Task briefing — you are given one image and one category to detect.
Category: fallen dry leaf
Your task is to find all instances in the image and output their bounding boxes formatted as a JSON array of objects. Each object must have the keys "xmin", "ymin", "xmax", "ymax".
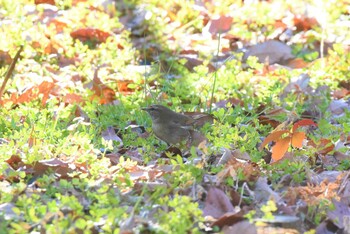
[
  {"xmin": 14, "ymin": 81, "xmax": 55, "ymax": 106},
  {"xmin": 222, "ymin": 220, "xmax": 257, "ymax": 234},
  {"xmin": 85, "ymin": 68, "xmax": 116, "ymax": 104},
  {"xmin": 254, "ymin": 177, "xmax": 282, "ymax": 203},
  {"xmin": 327, "ymin": 199, "xmax": 350, "ymax": 229},
  {"xmin": 101, "ymin": 126, "xmax": 124, "ymax": 147},
  {"xmin": 70, "ymin": 28, "xmax": 111, "ymax": 43},
  {"xmin": 0, "ymin": 50, "xmax": 12, "ymax": 66},
  {"xmin": 243, "ymin": 40, "xmax": 295, "ymax": 65},
  {"xmin": 35, "ymin": 0, "xmax": 55, "ymax": 5},
  {"xmin": 203, "ymin": 15, "xmax": 233, "ymax": 35},
  {"xmin": 203, "ymin": 187, "xmax": 235, "ymax": 219}
]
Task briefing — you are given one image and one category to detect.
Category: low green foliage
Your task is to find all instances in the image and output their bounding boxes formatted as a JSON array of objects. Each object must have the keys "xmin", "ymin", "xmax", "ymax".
[
  {"xmin": 1, "ymin": 0, "xmax": 349, "ymax": 232},
  {"xmin": 157, "ymin": 195, "xmax": 203, "ymax": 233}
]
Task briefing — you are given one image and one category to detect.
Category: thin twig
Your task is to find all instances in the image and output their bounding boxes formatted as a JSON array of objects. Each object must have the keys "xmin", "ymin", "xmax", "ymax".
[{"xmin": 0, "ymin": 45, "xmax": 24, "ymax": 101}]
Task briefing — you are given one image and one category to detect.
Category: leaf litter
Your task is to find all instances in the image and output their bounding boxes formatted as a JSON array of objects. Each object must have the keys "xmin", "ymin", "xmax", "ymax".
[{"xmin": 0, "ymin": 0, "xmax": 350, "ymax": 233}]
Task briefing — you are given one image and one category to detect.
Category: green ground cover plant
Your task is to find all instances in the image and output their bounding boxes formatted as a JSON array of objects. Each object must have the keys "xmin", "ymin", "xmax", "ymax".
[{"xmin": 0, "ymin": 0, "xmax": 350, "ymax": 233}]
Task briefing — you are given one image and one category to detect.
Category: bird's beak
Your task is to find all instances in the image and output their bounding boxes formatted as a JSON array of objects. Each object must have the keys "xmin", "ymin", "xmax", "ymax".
[{"xmin": 141, "ymin": 107, "xmax": 150, "ymax": 111}]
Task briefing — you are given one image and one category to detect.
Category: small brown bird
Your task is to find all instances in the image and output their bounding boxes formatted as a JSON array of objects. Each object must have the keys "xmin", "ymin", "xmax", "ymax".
[{"xmin": 142, "ymin": 105, "xmax": 207, "ymax": 146}]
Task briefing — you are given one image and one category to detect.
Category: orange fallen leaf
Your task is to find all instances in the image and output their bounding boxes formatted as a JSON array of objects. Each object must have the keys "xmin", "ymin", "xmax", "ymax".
[
  {"xmin": 292, "ymin": 119, "xmax": 317, "ymax": 132},
  {"xmin": 291, "ymin": 131, "xmax": 306, "ymax": 148},
  {"xmin": 308, "ymin": 138, "xmax": 334, "ymax": 155},
  {"xmin": 85, "ymin": 68, "xmax": 116, "ymax": 104},
  {"xmin": 63, "ymin": 93, "xmax": 84, "ymax": 104},
  {"xmin": 272, "ymin": 136, "xmax": 291, "ymax": 161},
  {"xmin": 285, "ymin": 58, "xmax": 309, "ymax": 69},
  {"xmin": 259, "ymin": 130, "xmax": 289, "ymax": 150},
  {"xmin": 70, "ymin": 28, "xmax": 111, "ymax": 43},
  {"xmin": 261, "ymin": 118, "xmax": 317, "ymax": 162},
  {"xmin": 16, "ymin": 81, "xmax": 55, "ymax": 106},
  {"xmin": 35, "ymin": 0, "xmax": 55, "ymax": 5}
]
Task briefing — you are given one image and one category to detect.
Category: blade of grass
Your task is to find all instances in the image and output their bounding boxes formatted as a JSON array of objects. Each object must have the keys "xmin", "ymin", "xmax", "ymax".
[{"xmin": 209, "ymin": 31, "xmax": 221, "ymax": 113}]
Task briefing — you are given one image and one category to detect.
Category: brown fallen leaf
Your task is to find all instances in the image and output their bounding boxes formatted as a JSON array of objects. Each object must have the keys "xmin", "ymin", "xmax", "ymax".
[
  {"xmin": 70, "ymin": 28, "xmax": 111, "ymax": 43},
  {"xmin": 35, "ymin": 0, "xmax": 55, "ymax": 5},
  {"xmin": 14, "ymin": 81, "xmax": 55, "ymax": 106},
  {"xmin": 243, "ymin": 40, "xmax": 295, "ymax": 65},
  {"xmin": 203, "ymin": 187, "xmax": 235, "ymax": 219},
  {"xmin": 85, "ymin": 68, "xmax": 116, "ymax": 104},
  {"xmin": 101, "ymin": 126, "xmax": 124, "ymax": 147},
  {"xmin": 327, "ymin": 199, "xmax": 350, "ymax": 230},
  {"xmin": 0, "ymin": 50, "xmax": 12, "ymax": 66},
  {"xmin": 203, "ymin": 15, "xmax": 233, "ymax": 35},
  {"xmin": 222, "ymin": 220, "xmax": 257, "ymax": 234}
]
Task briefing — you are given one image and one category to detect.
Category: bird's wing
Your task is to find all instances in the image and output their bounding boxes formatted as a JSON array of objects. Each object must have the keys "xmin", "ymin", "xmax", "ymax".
[{"xmin": 169, "ymin": 114, "xmax": 195, "ymax": 130}]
